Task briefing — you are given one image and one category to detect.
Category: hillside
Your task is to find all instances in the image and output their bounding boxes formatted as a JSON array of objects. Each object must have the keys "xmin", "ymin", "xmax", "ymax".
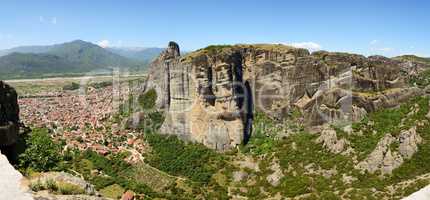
[
  {"xmin": 0, "ymin": 53, "xmax": 77, "ymax": 79},
  {"xmin": 0, "ymin": 40, "xmax": 148, "ymax": 79},
  {"xmin": 0, "ymin": 45, "xmax": 54, "ymax": 57},
  {"xmin": 394, "ymin": 55, "xmax": 430, "ymax": 65}
]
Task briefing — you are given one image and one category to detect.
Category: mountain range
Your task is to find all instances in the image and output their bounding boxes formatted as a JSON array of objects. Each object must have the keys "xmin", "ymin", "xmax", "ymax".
[{"xmin": 0, "ymin": 40, "xmax": 163, "ymax": 79}]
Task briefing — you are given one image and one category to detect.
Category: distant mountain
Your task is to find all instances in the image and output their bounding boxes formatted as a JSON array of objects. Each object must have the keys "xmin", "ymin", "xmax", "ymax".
[
  {"xmin": 0, "ymin": 53, "xmax": 77, "ymax": 78},
  {"xmin": 0, "ymin": 40, "xmax": 148, "ymax": 79},
  {"xmin": 0, "ymin": 45, "xmax": 54, "ymax": 57},
  {"xmin": 106, "ymin": 47, "xmax": 164, "ymax": 63},
  {"xmin": 393, "ymin": 55, "xmax": 430, "ymax": 65}
]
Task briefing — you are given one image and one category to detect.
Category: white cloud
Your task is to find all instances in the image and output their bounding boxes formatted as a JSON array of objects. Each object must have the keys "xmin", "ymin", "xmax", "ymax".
[
  {"xmin": 289, "ymin": 42, "xmax": 322, "ymax": 51},
  {"xmin": 39, "ymin": 16, "xmax": 57, "ymax": 25},
  {"xmin": 370, "ymin": 40, "xmax": 379, "ymax": 45},
  {"xmin": 377, "ymin": 47, "xmax": 393, "ymax": 52},
  {"xmin": 51, "ymin": 17, "xmax": 57, "ymax": 25},
  {"xmin": 97, "ymin": 40, "xmax": 110, "ymax": 48}
]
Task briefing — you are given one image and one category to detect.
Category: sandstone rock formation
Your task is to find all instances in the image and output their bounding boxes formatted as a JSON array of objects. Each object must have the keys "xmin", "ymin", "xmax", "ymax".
[
  {"xmin": 404, "ymin": 184, "xmax": 430, "ymax": 200},
  {"xmin": 356, "ymin": 127, "xmax": 422, "ymax": 174},
  {"xmin": 145, "ymin": 42, "xmax": 424, "ymax": 150},
  {"xmin": 0, "ymin": 81, "xmax": 20, "ymax": 160},
  {"xmin": 316, "ymin": 127, "xmax": 349, "ymax": 154},
  {"xmin": 0, "ymin": 151, "xmax": 34, "ymax": 200}
]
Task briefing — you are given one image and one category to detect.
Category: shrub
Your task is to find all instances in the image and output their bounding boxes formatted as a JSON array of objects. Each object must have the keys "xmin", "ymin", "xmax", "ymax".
[
  {"xmin": 45, "ymin": 179, "xmax": 58, "ymax": 192},
  {"xmin": 57, "ymin": 182, "xmax": 85, "ymax": 195},
  {"xmin": 145, "ymin": 133, "xmax": 224, "ymax": 184},
  {"xmin": 30, "ymin": 180, "xmax": 44, "ymax": 192},
  {"xmin": 18, "ymin": 128, "xmax": 62, "ymax": 172},
  {"xmin": 138, "ymin": 89, "xmax": 157, "ymax": 110},
  {"xmin": 100, "ymin": 184, "xmax": 125, "ymax": 199},
  {"xmin": 62, "ymin": 82, "xmax": 80, "ymax": 91}
]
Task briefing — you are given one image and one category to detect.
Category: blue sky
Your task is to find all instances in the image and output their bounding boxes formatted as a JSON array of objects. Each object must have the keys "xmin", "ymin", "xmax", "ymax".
[{"xmin": 0, "ymin": 0, "xmax": 428, "ymax": 57}]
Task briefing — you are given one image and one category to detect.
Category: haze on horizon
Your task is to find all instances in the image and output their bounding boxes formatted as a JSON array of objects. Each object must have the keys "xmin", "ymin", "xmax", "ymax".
[{"xmin": 0, "ymin": 0, "xmax": 429, "ymax": 57}]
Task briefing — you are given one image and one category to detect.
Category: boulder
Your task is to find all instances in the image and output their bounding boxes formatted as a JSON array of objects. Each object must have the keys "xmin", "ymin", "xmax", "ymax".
[
  {"xmin": 356, "ymin": 127, "xmax": 422, "ymax": 174},
  {"xmin": 0, "ymin": 151, "xmax": 33, "ymax": 200},
  {"xmin": 316, "ymin": 127, "xmax": 348, "ymax": 154},
  {"xmin": 266, "ymin": 159, "xmax": 284, "ymax": 187},
  {"xmin": 398, "ymin": 127, "xmax": 422, "ymax": 159},
  {"xmin": 0, "ymin": 81, "xmax": 20, "ymax": 147}
]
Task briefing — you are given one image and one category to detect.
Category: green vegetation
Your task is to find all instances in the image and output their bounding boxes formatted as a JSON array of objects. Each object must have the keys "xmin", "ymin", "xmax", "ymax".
[
  {"xmin": 62, "ymin": 82, "xmax": 80, "ymax": 91},
  {"xmin": 100, "ymin": 184, "xmax": 125, "ymax": 199},
  {"xmin": 89, "ymin": 80, "xmax": 113, "ymax": 89},
  {"xmin": 344, "ymin": 96, "xmax": 429, "ymax": 160},
  {"xmin": 30, "ymin": 179, "xmax": 85, "ymax": 195},
  {"xmin": 17, "ymin": 82, "xmax": 430, "ymax": 199},
  {"xmin": 18, "ymin": 128, "xmax": 62, "ymax": 172},
  {"xmin": 409, "ymin": 69, "xmax": 430, "ymax": 87},
  {"xmin": 138, "ymin": 89, "xmax": 157, "ymax": 110},
  {"xmin": 203, "ymin": 45, "xmax": 233, "ymax": 52},
  {"xmin": 145, "ymin": 133, "xmax": 224, "ymax": 184},
  {"xmin": 394, "ymin": 55, "xmax": 430, "ymax": 65},
  {"xmin": 240, "ymin": 112, "xmax": 280, "ymax": 155}
]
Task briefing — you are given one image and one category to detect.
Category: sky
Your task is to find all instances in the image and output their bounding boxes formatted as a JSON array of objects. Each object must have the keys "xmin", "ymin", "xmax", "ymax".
[{"xmin": 0, "ymin": 0, "xmax": 429, "ymax": 57}]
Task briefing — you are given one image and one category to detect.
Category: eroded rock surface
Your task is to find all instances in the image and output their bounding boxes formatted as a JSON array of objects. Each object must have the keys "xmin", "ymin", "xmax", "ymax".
[
  {"xmin": 316, "ymin": 127, "xmax": 349, "ymax": 154},
  {"xmin": 0, "ymin": 81, "xmax": 20, "ymax": 153},
  {"xmin": 0, "ymin": 151, "xmax": 33, "ymax": 200},
  {"xmin": 145, "ymin": 42, "xmax": 424, "ymax": 150},
  {"xmin": 356, "ymin": 127, "xmax": 422, "ymax": 174}
]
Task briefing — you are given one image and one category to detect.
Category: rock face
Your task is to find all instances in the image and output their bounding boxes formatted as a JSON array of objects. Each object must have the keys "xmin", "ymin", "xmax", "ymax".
[
  {"xmin": 0, "ymin": 81, "xmax": 20, "ymax": 159},
  {"xmin": 356, "ymin": 127, "xmax": 422, "ymax": 174},
  {"xmin": 0, "ymin": 151, "xmax": 34, "ymax": 200},
  {"xmin": 0, "ymin": 81, "xmax": 19, "ymax": 144},
  {"xmin": 404, "ymin": 184, "xmax": 430, "ymax": 200},
  {"xmin": 316, "ymin": 127, "xmax": 349, "ymax": 154},
  {"xmin": 146, "ymin": 42, "xmax": 422, "ymax": 150}
]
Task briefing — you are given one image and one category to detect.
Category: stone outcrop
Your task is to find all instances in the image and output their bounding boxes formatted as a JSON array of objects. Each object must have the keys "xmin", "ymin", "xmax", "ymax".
[
  {"xmin": 30, "ymin": 172, "xmax": 97, "ymax": 195},
  {"xmin": 145, "ymin": 42, "xmax": 423, "ymax": 150},
  {"xmin": 316, "ymin": 127, "xmax": 349, "ymax": 154},
  {"xmin": 0, "ymin": 81, "xmax": 20, "ymax": 159},
  {"xmin": 404, "ymin": 184, "xmax": 430, "ymax": 200},
  {"xmin": 0, "ymin": 151, "xmax": 34, "ymax": 200},
  {"xmin": 0, "ymin": 81, "xmax": 19, "ymax": 143},
  {"xmin": 356, "ymin": 127, "xmax": 422, "ymax": 174},
  {"xmin": 266, "ymin": 159, "xmax": 284, "ymax": 187}
]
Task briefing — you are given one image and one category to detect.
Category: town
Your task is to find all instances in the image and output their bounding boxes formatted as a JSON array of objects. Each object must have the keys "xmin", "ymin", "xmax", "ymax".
[{"xmin": 15, "ymin": 78, "xmax": 148, "ymax": 164}]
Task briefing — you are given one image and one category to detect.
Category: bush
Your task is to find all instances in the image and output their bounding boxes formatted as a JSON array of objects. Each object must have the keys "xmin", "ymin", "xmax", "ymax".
[
  {"xmin": 100, "ymin": 184, "xmax": 125, "ymax": 199},
  {"xmin": 138, "ymin": 89, "xmax": 157, "ymax": 110},
  {"xmin": 18, "ymin": 128, "xmax": 62, "ymax": 172},
  {"xmin": 145, "ymin": 133, "xmax": 224, "ymax": 184},
  {"xmin": 62, "ymin": 82, "xmax": 80, "ymax": 91},
  {"xmin": 57, "ymin": 182, "xmax": 85, "ymax": 195},
  {"xmin": 30, "ymin": 180, "xmax": 44, "ymax": 192}
]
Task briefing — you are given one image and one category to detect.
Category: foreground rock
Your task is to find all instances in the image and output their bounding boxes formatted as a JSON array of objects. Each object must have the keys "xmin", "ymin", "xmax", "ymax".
[
  {"xmin": 0, "ymin": 151, "xmax": 33, "ymax": 200},
  {"xmin": 145, "ymin": 42, "xmax": 422, "ymax": 150},
  {"xmin": 403, "ymin": 185, "xmax": 430, "ymax": 200},
  {"xmin": 0, "ymin": 80, "xmax": 20, "ymax": 159}
]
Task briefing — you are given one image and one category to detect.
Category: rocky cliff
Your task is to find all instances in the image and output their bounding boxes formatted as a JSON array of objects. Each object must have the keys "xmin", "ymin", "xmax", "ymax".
[
  {"xmin": 0, "ymin": 81, "xmax": 33, "ymax": 199},
  {"xmin": 0, "ymin": 81, "xmax": 20, "ymax": 159},
  {"xmin": 145, "ymin": 42, "xmax": 425, "ymax": 150},
  {"xmin": 0, "ymin": 151, "xmax": 34, "ymax": 200}
]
